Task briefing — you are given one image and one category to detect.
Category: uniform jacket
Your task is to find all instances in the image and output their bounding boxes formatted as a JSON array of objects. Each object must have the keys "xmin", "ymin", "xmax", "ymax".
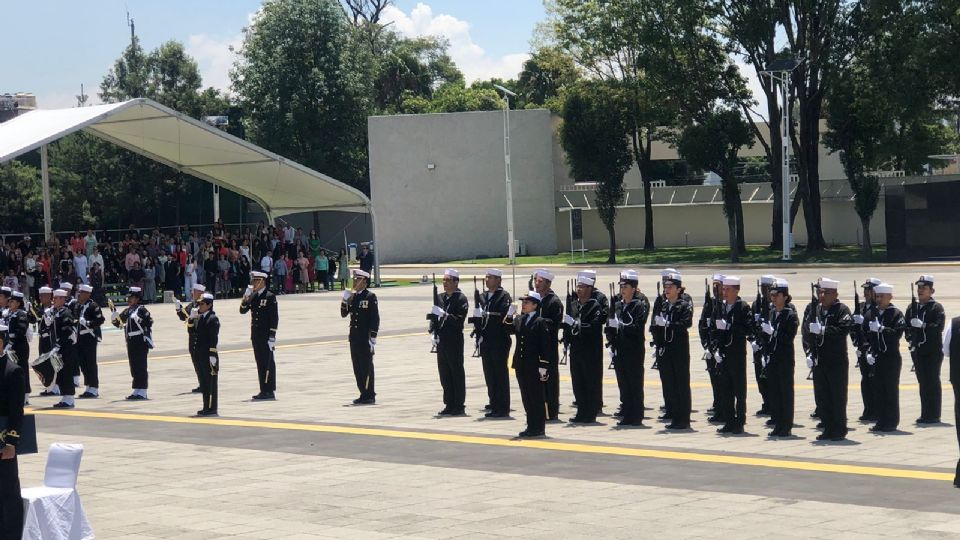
[
  {"xmin": 341, "ymin": 288, "xmax": 380, "ymax": 341},
  {"xmin": 77, "ymin": 298, "xmax": 105, "ymax": 342},
  {"xmin": 113, "ymin": 305, "xmax": 154, "ymax": 348},
  {"xmin": 607, "ymin": 294, "xmax": 650, "ymax": 359},
  {"xmin": 905, "ymin": 299, "xmax": 945, "ymax": 356},
  {"xmin": 470, "ymin": 288, "xmax": 513, "ymax": 352},
  {"xmin": 429, "ymin": 289, "xmax": 469, "ymax": 341},
  {"xmin": 536, "ymin": 291, "xmax": 563, "ymax": 364},
  {"xmin": 0, "ymin": 353, "xmax": 24, "ymax": 448},
  {"xmin": 765, "ymin": 306, "xmax": 799, "ymax": 364},
  {"xmin": 807, "ymin": 301, "xmax": 853, "ymax": 363},
  {"xmin": 507, "ymin": 312, "xmax": 551, "ymax": 371},
  {"xmin": 191, "ymin": 310, "xmax": 221, "ymax": 371},
  {"xmin": 716, "ymin": 298, "xmax": 753, "ymax": 361},
  {"xmin": 563, "ymin": 297, "xmax": 605, "ymax": 359},
  {"xmin": 865, "ymin": 304, "xmax": 906, "ymax": 360},
  {"xmin": 240, "ymin": 288, "xmax": 279, "ymax": 341}
]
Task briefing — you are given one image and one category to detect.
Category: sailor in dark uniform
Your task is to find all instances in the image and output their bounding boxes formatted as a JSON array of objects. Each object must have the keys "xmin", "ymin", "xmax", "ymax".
[
  {"xmin": 428, "ymin": 268, "xmax": 469, "ymax": 416},
  {"xmin": 341, "ymin": 269, "xmax": 379, "ymax": 405},
  {"xmin": 905, "ymin": 275, "xmax": 945, "ymax": 424},
  {"xmin": 940, "ymin": 315, "xmax": 960, "ymax": 487},
  {"xmin": 111, "ymin": 287, "xmax": 154, "ymax": 400},
  {"xmin": 506, "ymin": 291, "xmax": 550, "ymax": 437},
  {"xmin": 75, "ymin": 284, "xmax": 104, "ymax": 399},
  {"xmin": 177, "ymin": 283, "xmax": 207, "ymax": 394},
  {"xmin": 240, "ymin": 271, "xmax": 279, "ymax": 400},
  {"xmin": 35, "ymin": 287, "xmax": 59, "ymax": 397},
  {"xmin": 4, "ymin": 292, "xmax": 30, "ymax": 405},
  {"xmin": 50, "ymin": 289, "xmax": 79, "ymax": 408},
  {"xmin": 865, "ymin": 282, "xmax": 906, "ymax": 433},
  {"xmin": 469, "ymin": 268, "xmax": 512, "ymax": 417},
  {"xmin": 713, "ymin": 276, "xmax": 753, "ymax": 434},
  {"xmin": 533, "ymin": 269, "xmax": 563, "ymax": 421},
  {"xmin": 562, "ymin": 275, "xmax": 605, "ymax": 423},
  {"xmin": 607, "ymin": 270, "xmax": 649, "ymax": 427},
  {"xmin": 192, "ymin": 293, "xmax": 220, "ymax": 416},
  {"xmin": 762, "ymin": 279, "xmax": 800, "ymax": 437},
  {"xmin": 0, "ymin": 323, "xmax": 26, "ymax": 540}
]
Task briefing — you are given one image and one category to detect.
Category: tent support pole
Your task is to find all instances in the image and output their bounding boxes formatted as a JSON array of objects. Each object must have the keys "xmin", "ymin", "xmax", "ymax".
[
  {"xmin": 369, "ymin": 203, "xmax": 381, "ymax": 287},
  {"xmin": 40, "ymin": 144, "xmax": 52, "ymax": 241}
]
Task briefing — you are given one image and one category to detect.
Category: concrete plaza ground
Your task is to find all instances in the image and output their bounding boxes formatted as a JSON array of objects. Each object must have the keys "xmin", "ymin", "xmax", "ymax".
[{"xmin": 20, "ymin": 263, "xmax": 960, "ymax": 539}]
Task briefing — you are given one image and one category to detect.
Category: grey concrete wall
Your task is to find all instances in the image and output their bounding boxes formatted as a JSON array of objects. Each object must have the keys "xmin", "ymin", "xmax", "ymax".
[
  {"xmin": 369, "ymin": 109, "xmax": 557, "ymax": 263},
  {"xmin": 275, "ymin": 211, "xmax": 373, "ymax": 252},
  {"xmin": 555, "ymin": 199, "xmax": 887, "ymax": 251}
]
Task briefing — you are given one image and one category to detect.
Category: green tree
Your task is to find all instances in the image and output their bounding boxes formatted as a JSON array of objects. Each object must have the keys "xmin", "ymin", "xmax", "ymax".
[
  {"xmin": 515, "ymin": 46, "xmax": 580, "ymax": 111},
  {"xmin": 232, "ymin": 0, "xmax": 373, "ymax": 193},
  {"xmin": 373, "ymin": 35, "xmax": 463, "ymax": 113},
  {"xmin": 0, "ymin": 161, "xmax": 45, "ymax": 233},
  {"xmin": 560, "ymin": 83, "xmax": 632, "ymax": 263},
  {"xmin": 677, "ymin": 108, "xmax": 755, "ymax": 262},
  {"xmin": 426, "ymin": 83, "xmax": 501, "ymax": 113}
]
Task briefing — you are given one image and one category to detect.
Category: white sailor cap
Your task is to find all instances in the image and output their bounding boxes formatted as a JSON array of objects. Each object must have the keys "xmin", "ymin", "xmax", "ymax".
[
  {"xmin": 663, "ymin": 272, "xmax": 682, "ymax": 286},
  {"xmin": 0, "ymin": 323, "xmax": 7, "ymax": 332},
  {"xmin": 722, "ymin": 276, "xmax": 741, "ymax": 287},
  {"xmin": 577, "ymin": 269, "xmax": 597, "ymax": 280},
  {"xmin": 818, "ymin": 278, "xmax": 839, "ymax": 290},
  {"xmin": 443, "ymin": 268, "xmax": 460, "ymax": 279},
  {"xmin": 352, "ymin": 269, "xmax": 370, "ymax": 279},
  {"xmin": 485, "ymin": 268, "xmax": 503, "ymax": 278},
  {"xmin": 577, "ymin": 275, "xmax": 595, "ymax": 287},
  {"xmin": 619, "ymin": 269, "xmax": 639, "ymax": 282},
  {"xmin": 862, "ymin": 277, "xmax": 882, "ymax": 289},
  {"xmin": 11, "ymin": 291, "xmax": 23, "ymax": 299},
  {"xmin": 760, "ymin": 275, "xmax": 777, "ymax": 285},
  {"xmin": 192, "ymin": 284, "xmax": 207, "ymax": 292},
  {"xmin": 534, "ymin": 269, "xmax": 555, "ymax": 282},
  {"xmin": 201, "ymin": 292, "xmax": 215, "ymax": 302},
  {"xmin": 0, "ymin": 287, "xmax": 10, "ymax": 295},
  {"xmin": 53, "ymin": 289, "xmax": 68, "ymax": 298},
  {"xmin": 521, "ymin": 291, "xmax": 542, "ymax": 303},
  {"xmin": 128, "ymin": 286, "xmax": 143, "ymax": 296},
  {"xmin": 916, "ymin": 275, "xmax": 935, "ymax": 287},
  {"xmin": 59, "ymin": 282, "xmax": 73, "ymax": 291},
  {"xmin": 711, "ymin": 273, "xmax": 725, "ymax": 283},
  {"xmin": 38, "ymin": 287, "xmax": 53, "ymax": 295},
  {"xmin": 771, "ymin": 278, "xmax": 790, "ymax": 293},
  {"xmin": 660, "ymin": 268, "xmax": 679, "ymax": 277},
  {"xmin": 874, "ymin": 283, "xmax": 893, "ymax": 294},
  {"xmin": 250, "ymin": 271, "xmax": 268, "ymax": 280},
  {"xmin": 78, "ymin": 284, "xmax": 93, "ymax": 293}
]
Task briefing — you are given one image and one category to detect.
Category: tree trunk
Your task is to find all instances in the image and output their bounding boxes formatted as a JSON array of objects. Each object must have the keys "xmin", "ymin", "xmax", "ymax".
[
  {"xmin": 768, "ymin": 101, "xmax": 784, "ymax": 250},
  {"xmin": 801, "ymin": 104, "xmax": 826, "ymax": 251},
  {"xmin": 607, "ymin": 223, "xmax": 617, "ymax": 264},
  {"xmin": 727, "ymin": 211, "xmax": 739, "ymax": 263},
  {"xmin": 735, "ymin": 195, "xmax": 746, "ymax": 254},
  {"xmin": 631, "ymin": 129, "xmax": 656, "ymax": 251},
  {"xmin": 860, "ymin": 216, "xmax": 872, "ymax": 258}
]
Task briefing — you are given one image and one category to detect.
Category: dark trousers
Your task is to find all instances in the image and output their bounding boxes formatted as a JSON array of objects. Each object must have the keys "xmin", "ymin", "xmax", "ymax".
[
  {"xmin": 545, "ymin": 353, "xmax": 560, "ymax": 419},
  {"xmin": 858, "ymin": 354, "xmax": 878, "ymax": 418},
  {"xmin": 56, "ymin": 350, "xmax": 77, "ymax": 396},
  {"xmin": 706, "ymin": 356, "xmax": 721, "ymax": 413},
  {"xmin": 481, "ymin": 340, "xmax": 511, "ymax": 414},
  {"xmin": 718, "ymin": 354, "xmax": 747, "ymax": 427},
  {"xmin": 349, "ymin": 337, "xmax": 375, "ymax": 400},
  {"xmin": 77, "ymin": 338, "xmax": 99, "ymax": 388},
  {"xmin": 913, "ymin": 351, "xmax": 943, "ymax": 421},
  {"xmin": 656, "ymin": 348, "xmax": 675, "ymax": 417},
  {"xmin": 437, "ymin": 336, "xmax": 465, "ymax": 409},
  {"xmin": 662, "ymin": 350, "xmax": 691, "ymax": 425},
  {"xmin": 953, "ymin": 383, "xmax": 960, "ymax": 485},
  {"xmin": 127, "ymin": 341, "xmax": 149, "ymax": 389},
  {"xmin": 14, "ymin": 344, "xmax": 30, "ymax": 395},
  {"xmin": 876, "ymin": 354, "xmax": 902, "ymax": 429},
  {"xmin": 189, "ymin": 344, "xmax": 203, "ymax": 388},
  {"xmin": 517, "ymin": 364, "xmax": 546, "ymax": 433},
  {"xmin": 754, "ymin": 352, "xmax": 770, "ymax": 411},
  {"xmin": 201, "ymin": 358, "xmax": 218, "ymax": 412},
  {"xmin": 813, "ymin": 360, "xmax": 848, "ymax": 437},
  {"xmin": 768, "ymin": 359, "xmax": 795, "ymax": 432},
  {"xmin": 570, "ymin": 352, "xmax": 601, "ymax": 421},
  {"xmin": 0, "ymin": 455, "xmax": 23, "ymax": 540},
  {"xmin": 252, "ymin": 339, "xmax": 276, "ymax": 393},
  {"xmin": 613, "ymin": 346, "xmax": 645, "ymax": 424}
]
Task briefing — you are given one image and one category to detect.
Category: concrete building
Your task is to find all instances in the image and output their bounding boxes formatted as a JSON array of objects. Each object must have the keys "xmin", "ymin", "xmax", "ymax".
[
  {"xmin": 368, "ymin": 108, "xmax": 944, "ymax": 263},
  {"xmin": 0, "ymin": 92, "xmax": 37, "ymax": 123}
]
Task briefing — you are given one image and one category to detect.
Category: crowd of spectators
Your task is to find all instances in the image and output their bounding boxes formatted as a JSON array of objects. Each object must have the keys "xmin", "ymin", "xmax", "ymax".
[{"xmin": 0, "ymin": 220, "xmax": 374, "ymax": 305}]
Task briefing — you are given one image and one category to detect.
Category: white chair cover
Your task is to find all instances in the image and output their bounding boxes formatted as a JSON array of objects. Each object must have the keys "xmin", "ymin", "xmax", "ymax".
[{"xmin": 20, "ymin": 443, "xmax": 94, "ymax": 540}]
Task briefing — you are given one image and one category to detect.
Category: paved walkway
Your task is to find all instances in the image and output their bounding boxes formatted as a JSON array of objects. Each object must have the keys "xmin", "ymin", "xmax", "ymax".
[{"xmin": 19, "ymin": 266, "xmax": 960, "ymax": 538}]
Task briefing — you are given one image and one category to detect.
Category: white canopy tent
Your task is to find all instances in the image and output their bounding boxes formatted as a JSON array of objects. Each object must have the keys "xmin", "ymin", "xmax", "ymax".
[{"xmin": 0, "ymin": 98, "xmax": 379, "ymax": 283}]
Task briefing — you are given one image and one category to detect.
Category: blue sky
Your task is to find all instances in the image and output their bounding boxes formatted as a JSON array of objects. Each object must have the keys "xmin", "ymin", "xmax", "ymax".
[{"xmin": 1, "ymin": 0, "xmax": 547, "ymax": 109}]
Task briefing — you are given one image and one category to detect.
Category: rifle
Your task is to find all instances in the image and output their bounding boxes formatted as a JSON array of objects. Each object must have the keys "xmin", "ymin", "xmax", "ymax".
[
  {"xmin": 650, "ymin": 280, "xmax": 662, "ymax": 370},
  {"xmin": 909, "ymin": 281, "xmax": 918, "ymax": 372},
  {"xmin": 853, "ymin": 281, "xmax": 862, "ymax": 369},
  {"xmin": 470, "ymin": 276, "xmax": 483, "ymax": 358},
  {"xmin": 606, "ymin": 282, "xmax": 617, "ymax": 369},
  {"xmin": 560, "ymin": 278, "xmax": 574, "ymax": 365},
  {"xmin": 806, "ymin": 282, "xmax": 819, "ymax": 380},
  {"xmin": 426, "ymin": 273, "xmax": 440, "ymax": 353}
]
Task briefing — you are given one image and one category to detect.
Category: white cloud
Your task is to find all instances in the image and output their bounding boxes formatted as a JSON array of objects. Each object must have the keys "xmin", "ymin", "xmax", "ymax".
[
  {"xmin": 186, "ymin": 32, "xmax": 242, "ymax": 94},
  {"xmin": 381, "ymin": 2, "xmax": 530, "ymax": 83}
]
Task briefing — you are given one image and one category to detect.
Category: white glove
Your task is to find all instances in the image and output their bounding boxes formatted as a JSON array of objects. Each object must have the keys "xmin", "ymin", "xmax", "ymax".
[
  {"xmin": 243, "ymin": 286, "xmax": 253, "ymax": 298},
  {"xmin": 866, "ymin": 353, "xmax": 876, "ymax": 366},
  {"xmin": 111, "ymin": 310, "xmax": 118, "ymax": 321},
  {"xmin": 506, "ymin": 305, "xmax": 517, "ymax": 317},
  {"xmin": 79, "ymin": 317, "xmax": 89, "ymax": 328},
  {"xmin": 761, "ymin": 322, "xmax": 774, "ymax": 335},
  {"xmin": 910, "ymin": 318, "xmax": 924, "ymax": 328},
  {"xmin": 654, "ymin": 315, "xmax": 667, "ymax": 327},
  {"xmin": 806, "ymin": 356, "xmax": 814, "ymax": 369},
  {"xmin": 131, "ymin": 313, "xmax": 140, "ymax": 324},
  {"xmin": 369, "ymin": 337, "xmax": 376, "ymax": 353},
  {"xmin": 472, "ymin": 308, "xmax": 483, "ymax": 318},
  {"xmin": 808, "ymin": 322, "xmax": 823, "ymax": 335},
  {"xmin": 562, "ymin": 314, "xmax": 575, "ymax": 326},
  {"xmin": 431, "ymin": 334, "xmax": 440, "ymax": 347},
  {"xmin": 853, "ymin": 314, "xmax": 864, "ymax": 325},
  {"xmin": 607, "ymin": 348, "xmax": 615, "ymax": 361},
  {"xmin": 869, "ymin": 320, "xmax": 881, "ymax": 333},
  {"xmin": 68, "ymin": 331, "xmax": 77, "ymax": 345},
  {"xmin": 175, "ymin": 299, "xmax": 183, "ymax": 311},
  {"xmin": 607, "ymin": 317, "xmax": 621, "ymax": 329},
  {"xmin": 751, "ymin": 342, "xmax": 761, "ymax": 352},
  {"xmin": 52, "ymin": 346, "xmax": 60, "ymax": 354},
  {"xmin": 267, "ymin": 337, "xmax": 276, "ymax": 351},
  {"xmin": 702, "ymin": 351, "xmax": 714, "ymax": 360},
  {"xmin": 26, "ymin": 327, "xmax": 33, "ymax": 341},
  {"xmin": 761, "ymin": 357, "xmax": 769, "ymax": 368},
  {"xmin": 431, "ymin": 305, "xmax": 446, "ymax": 317},
  {"xmin": 715, "ymin": 353, "xmax": 724, "ymax": 364},
  {"xmin": 189, "ymin": 308, "xmax": 199, "ymax": 320},
  {"xmin": 539, "ymin": 367, "xmax": 548, "ymax": 381},
  {"xmin": 715, "ymin": 319, "xmax": 729, "ymax": 331},
  {"xmin": 43, "ymin": 314, "xmax": 54, "ymax": 326},
  {"xmin": 209, "ymin": 356, "xmax": 217, "ymax": 367},
  {"xmin": 342, "ymin": 290, "xmax": 353, "ymax": 301}
]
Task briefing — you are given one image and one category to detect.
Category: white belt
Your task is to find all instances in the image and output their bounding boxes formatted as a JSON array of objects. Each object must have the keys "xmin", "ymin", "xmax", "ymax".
[
  {"xmin": 127, "ymin": 331, "xmax": 143, "ymax": 337},
  {"xmin": 79, "ymin": 329, "xmax": 95, "ymax": 336}
]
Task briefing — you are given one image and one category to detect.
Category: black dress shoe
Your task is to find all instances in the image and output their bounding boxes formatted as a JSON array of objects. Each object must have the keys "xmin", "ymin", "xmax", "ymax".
[
  {"xmin": 755, "ymin": 408, "xmax": 769, "ymax": 417},
  {"xmin": 437, "ymin": 408, "xmax": 452, "ymax": 416},
  {"xmin": 858, "ymin": 414, "xmax": 878, "ymax": 422},
  {"xmin": 768, "ymin": 429, "xmax": 781, "ymax": 437},
  {"xmin": 613, "ymin": 410, "xmax": 624, "ymax": 418},
  {"xmin": 78, "ymin": 392, "xmax": 98, "ymax": 399},
  {"xmin": 484, "ymin": 404, "xmax": 492, "ymax": 411},
  {"xmin": 816, "ymin": 433, "xmax": 831, "ymax": 441},
  {"xmin": 730, "ymin": 425, "xmax": 744, "ymax": 434},
  {"xmin": 666, "ymin": 423, "xmax": 690, "ymax": 430},
  {"xmin": 657, "ymin": 414, "xmax": 672, "ymax": 421},
  {"xmin": 126, "ymin": 394, "xmax": 146, "ymax": 400},
  {"xmin": 810, "ymin": 411, "xmax": 820, "ymax": 419},
  {"xmin": 449, "ymin": 408, "xmax": 466, "ymax": 416},
  {"xmin": 518, "ymin": 430, "xmax": 545, "ymax": 438},
  {"xmin": 358, "ymin": 398, "xmax": 376, "ymax": 405},
  {"xmin": 252, "ymin": 393, "xmax": 276, "ymax": 401},
  {"xmin": 816, "ymin": 422, "xmax": 825, "ymax": 429},
  {"xmin": 198, "ymin": 409, "xmax": 218, "ymax": 417},
  {"xmin": 717, "ymin": 425, "xmax": 734, "ymax": 434},
  {"xmin": 353, "ymin": 398, "xmax": 364, "ymax": 405},
  {"xmin": 52, "ymin": 401, "xmax": 74, "ymax": 409},
  {"xmin": 191, "ymin": 387, "xmax": 202, "ymax": 394},
  {"xmin": 617, "ymin": 419, "xmax": 643, "ymax": 427},
  {"xmin": 484, "ymin": 411, "xmax": 508, "ymax": 418},
  {"xmin": 707, "ymin": 416, "xmax": 723, "ymax": 423},
  {"xmin": 765, "ymin": 418, "xmax": 776, "ymax": 426},
  {"xmin": 830, "ymin": 434, "xmax": 845, "ymax": 441},
  {"xmin": 706, "ymin": 407, "xmax": 716, "ymax": 415},
  {"xmin": 39, "ymin": 390, "xmax": 60, "ymax": 397}
]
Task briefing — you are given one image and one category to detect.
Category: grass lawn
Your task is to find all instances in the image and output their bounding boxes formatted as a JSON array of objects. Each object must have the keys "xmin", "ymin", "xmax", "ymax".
[{"xmin": 448, "ymin": 245, "xmax": 887, "ymax": 266}]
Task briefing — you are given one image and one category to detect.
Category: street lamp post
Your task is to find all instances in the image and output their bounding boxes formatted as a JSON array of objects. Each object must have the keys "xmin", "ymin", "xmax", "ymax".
[
  {"xmin": 494, "ymin": 84, "xmax": 517, "ymax": 295},
  {"xmin": 761, "ymin": 58, "xmax": 801, "ymax": 262}
]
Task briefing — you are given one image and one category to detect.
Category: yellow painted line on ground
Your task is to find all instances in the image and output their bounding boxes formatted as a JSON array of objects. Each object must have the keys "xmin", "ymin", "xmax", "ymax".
[
  {"xmin": 99, "ymin": 331, "xmax": 427, "ymax": 365},
  {"xmin": 30, "ymin": 408, "xmax": 954, "ymax": 483}
]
